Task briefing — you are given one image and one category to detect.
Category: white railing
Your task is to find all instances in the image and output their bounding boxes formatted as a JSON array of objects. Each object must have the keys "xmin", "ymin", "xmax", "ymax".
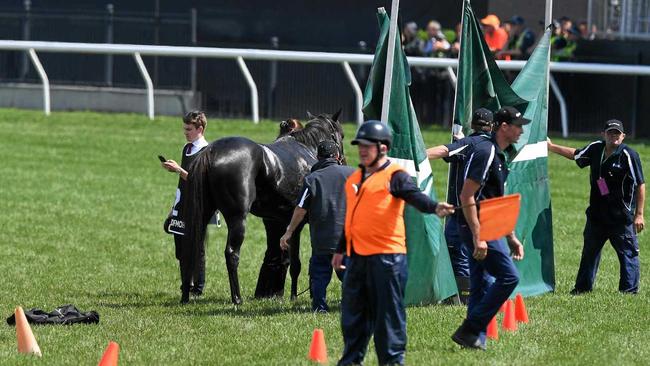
[{"xmin": 1, "ymin": 40, "xmax": 650, "ymax": 135}]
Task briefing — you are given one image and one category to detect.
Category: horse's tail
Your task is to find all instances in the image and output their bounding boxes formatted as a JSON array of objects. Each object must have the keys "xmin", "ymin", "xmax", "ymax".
[{"xmin": 181, "ymin": 149, "xmax": 215, "ymax": 295}]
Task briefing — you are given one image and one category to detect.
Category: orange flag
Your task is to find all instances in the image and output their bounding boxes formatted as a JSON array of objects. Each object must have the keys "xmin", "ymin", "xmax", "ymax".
[{"xmin": 479, "ymin": 194, "xmax": 521, "ymax": 241}]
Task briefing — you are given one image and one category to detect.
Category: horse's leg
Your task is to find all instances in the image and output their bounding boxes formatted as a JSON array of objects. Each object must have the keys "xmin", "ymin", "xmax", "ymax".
[
  {"xmin": 224, "ymin": 214, "xmax": 246, "ymax": 305},
  {"xmin": 288, "ymin": 223, "xmax": 305, "ymax": 300},
  {"xmin": 255, "ymin": 218, "xmax": 290, "ymax": 298}
]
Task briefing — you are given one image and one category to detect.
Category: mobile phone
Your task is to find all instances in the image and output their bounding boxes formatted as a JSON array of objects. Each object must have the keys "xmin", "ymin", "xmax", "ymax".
[{"xmin": 158, "ymin": 155, "xmax": 167, "ymax": 163}]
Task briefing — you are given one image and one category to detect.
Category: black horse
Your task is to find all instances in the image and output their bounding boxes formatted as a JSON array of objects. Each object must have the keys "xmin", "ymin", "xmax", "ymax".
[{"xmin": 181, "ymin": 111, "xmax": 345, "ymax": 304}]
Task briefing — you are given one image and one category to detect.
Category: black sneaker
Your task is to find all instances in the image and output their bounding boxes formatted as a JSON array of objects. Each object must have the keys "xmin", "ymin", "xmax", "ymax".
[
  {"xmin": 452, "ymin": 323, "xmax": 486, "ymax": 350},
  {"xmin": 190, "ymin": 287, "xmax": 204, "ymax": 297}
]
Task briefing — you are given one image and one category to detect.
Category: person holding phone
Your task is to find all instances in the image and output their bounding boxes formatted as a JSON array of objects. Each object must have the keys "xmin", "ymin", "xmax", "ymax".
[{"xmin": 161, "ymin": 110, "xmax": 210, "ymax": 297}]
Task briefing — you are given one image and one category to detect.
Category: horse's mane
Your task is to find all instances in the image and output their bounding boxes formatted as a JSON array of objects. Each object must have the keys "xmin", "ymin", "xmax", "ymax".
[{"xmin": 289, "ymin": 113, "xmax": 341, "ymax": 151}]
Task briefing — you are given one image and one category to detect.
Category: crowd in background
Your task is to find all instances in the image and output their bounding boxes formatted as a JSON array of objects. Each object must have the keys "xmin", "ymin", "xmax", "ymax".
[
  {"xmin": 401, "ymin": 14, "xmax": 598, "ymax": 63},
  {"xmin": 401, "ymin": 14, "xmax": 597, "ymax": 125}
]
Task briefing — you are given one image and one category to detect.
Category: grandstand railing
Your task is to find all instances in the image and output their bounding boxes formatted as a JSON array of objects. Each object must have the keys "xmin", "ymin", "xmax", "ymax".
[{"xmin": 1, "ymin": 40, "xmax": 650, "ymax": 136}]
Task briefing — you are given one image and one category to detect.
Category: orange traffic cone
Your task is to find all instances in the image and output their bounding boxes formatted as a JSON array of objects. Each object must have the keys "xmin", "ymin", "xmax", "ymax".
[
  {"xmin": 515, "ymin": 293, "xmax": 529, "ymax": 324},
  {"xmin": 498, "ymin": 301, "xmax": 506, "ymax": 313},
  {"xmin": 98, "ymin": 341, "xmax": 120, "ymax": 366},
  {"xmin": 486, "ymin": 316, "xmax": 499, "ymax": 340},
  {"xmin": 15, "ymin": 307, "xmax": 42, "ymax": 357},
  {"xmin": 308, "ymin": 329, "xmax": 328, "ymax": 364},
  {"xmin": 502, "ymin": 299, "xmax": 518, "ymax": 331}
]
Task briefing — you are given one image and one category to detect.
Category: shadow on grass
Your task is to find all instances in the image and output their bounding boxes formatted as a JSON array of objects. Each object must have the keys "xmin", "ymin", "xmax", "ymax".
[
  {"xmin": 182, "ymin": 298, "xmax": 342, "ymax": 318},
  {"xmin": 87, "ymin": 289, "xmax": 344, "ymax": 318},
  {"xmin": 89, "ymin": 290, "xmax": 208, "ymax": 309}
]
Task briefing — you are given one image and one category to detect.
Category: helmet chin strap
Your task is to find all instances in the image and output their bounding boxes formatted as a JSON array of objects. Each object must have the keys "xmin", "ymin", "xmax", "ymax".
[{"xmin": 368, "ymin": 141, "xmax": 385, "ymax": 168}]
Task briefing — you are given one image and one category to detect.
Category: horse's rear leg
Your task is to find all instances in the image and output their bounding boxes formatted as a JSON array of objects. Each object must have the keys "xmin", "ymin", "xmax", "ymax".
[
  {"xmin": 224, "ymin": 216, "xmax": 246, "ymax": 305},
  {"xmin": 255, "ymin": 219, "xmax": 290, "ymax": 298}
]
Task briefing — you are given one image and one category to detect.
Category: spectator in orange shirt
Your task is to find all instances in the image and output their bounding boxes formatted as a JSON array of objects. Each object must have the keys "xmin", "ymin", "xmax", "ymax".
[{"xmin": 480, "ymin": 14, "xmax": 508, "ymax": 53}]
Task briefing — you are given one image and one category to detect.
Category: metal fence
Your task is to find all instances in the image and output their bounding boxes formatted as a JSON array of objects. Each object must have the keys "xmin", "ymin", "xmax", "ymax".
[
  {"xmin": 0, "ymin": 1, "xmax": 196, "ymax": 88},
  {"xmin": 589, "ymin": 0, "xmax": 650, "ymax": 40},
  {"xmin": 2, "ymin": 40, "xmax": 650, "ymax": 138}
]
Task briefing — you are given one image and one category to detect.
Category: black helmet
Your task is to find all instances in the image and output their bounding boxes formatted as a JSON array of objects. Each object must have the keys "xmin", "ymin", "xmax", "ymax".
[
  {"xmin": 351, "ymin": 120, "xmax": 392, "ymax": 148},
  {"xmin": 317, "ymin": 139, "xmax": 339, "ymax": 159}
]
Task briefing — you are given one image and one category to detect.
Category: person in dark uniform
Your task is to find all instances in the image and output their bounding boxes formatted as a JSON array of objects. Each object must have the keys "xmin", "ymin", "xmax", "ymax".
[
  {"xmin": 279, "ymin": 140, "xmax": 354, "ymax": 312},
  {"xmin": 496, "ymin": 15, "xmax": 536, "ymax": 60},
  {"xmin": 548, "ymin": 119, "xmax": 645, "ymax": 294},
  {"xmin": 331, "ymin": 120, "xmax": 455, "ymax": 365},
  {"xmin": 451, "ymin": 106, "xmax": 526, "ymax": 350},
  {"xmin": 161, "ymin": 110, "xmax": 210, "ymax": 296},
  {"xmin": 427, "ymin": 108, "xmax": 495, "ymax": 304}
]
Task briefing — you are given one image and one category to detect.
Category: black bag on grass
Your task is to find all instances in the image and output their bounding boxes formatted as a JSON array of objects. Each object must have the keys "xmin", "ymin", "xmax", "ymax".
[{"xmin": 6, "ymin": 304, "xmax": 99, "ymax": 325}]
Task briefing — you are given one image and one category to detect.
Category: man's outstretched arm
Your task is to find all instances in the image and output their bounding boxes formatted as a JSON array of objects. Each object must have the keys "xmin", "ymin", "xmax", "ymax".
[{"xmin": 547, "ymin": 138, "xmax": 576, "ymax": 160}]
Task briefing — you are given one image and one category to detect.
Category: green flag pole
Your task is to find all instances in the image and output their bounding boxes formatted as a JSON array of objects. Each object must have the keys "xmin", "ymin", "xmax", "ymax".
[
  {"xmin": 544, "ymin": 0, "xmax": 553, "ymax": 117},
  {"xmin": 380, "ymin": 0, "xmax": 400, "ymax": 122}
]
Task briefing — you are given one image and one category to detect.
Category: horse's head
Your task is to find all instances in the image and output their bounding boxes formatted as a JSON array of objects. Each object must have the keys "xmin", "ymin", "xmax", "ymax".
[
  {"xmin": 307, "ymin": 109, "xmax": 347, "ymax": 164},
  {"xmin": 297, "ymin": 109, "xmax": 347, "ymax": 165}
]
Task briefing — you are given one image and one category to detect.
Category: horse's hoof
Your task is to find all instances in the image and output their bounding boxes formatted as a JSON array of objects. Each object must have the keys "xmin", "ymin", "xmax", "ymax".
[
  {"xmin": 232, "ymin": 297, "xmax": 243, "ymax": 306},
  {"xmin": 290, "ymin": 295, "xmax": 297, "ymax": 301},
  {"xmin": 181, "ymin": 293, "xmax": 190, "ymax": 304}
]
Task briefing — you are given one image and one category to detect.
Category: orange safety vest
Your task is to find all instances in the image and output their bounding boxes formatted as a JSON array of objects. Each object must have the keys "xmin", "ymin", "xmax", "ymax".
[{"xmin": 344, "ymin": 162, "xmax": 406, "ymax": 256}]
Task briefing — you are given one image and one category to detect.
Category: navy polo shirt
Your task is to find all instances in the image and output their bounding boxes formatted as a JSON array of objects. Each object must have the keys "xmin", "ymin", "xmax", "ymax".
[
  {"xmin": 574, "ymin": 141, "xmax": 645, "ymax": 225},
  {"xmin": 296, "ymin": 160, "xmax": 354, "ymax": 255},
  {"xmin": 444, "ymin": 132, "xmax": 492, "ymax": 208},
  {"xmin": 455, "ymin": 135, "xmax": 509, "ymax": 225}
]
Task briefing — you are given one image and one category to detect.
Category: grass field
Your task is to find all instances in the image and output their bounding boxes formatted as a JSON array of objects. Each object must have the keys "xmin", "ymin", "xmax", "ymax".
[{"xmin": 0, "ymin": 109, "xmax": 648, "ymax": 365}]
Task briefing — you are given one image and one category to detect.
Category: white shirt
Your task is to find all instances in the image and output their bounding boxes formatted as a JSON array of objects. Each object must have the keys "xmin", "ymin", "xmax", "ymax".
[{"xmin": 187, "ymin": 136, "xmax": 208, "ymax": 156}]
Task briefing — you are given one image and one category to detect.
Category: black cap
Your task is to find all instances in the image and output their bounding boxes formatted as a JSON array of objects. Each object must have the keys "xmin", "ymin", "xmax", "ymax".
[
  {"xmin": 507, "ymin": 15, "xmax": 525, "ymax": 25},
  {"xmin": 351, "ymin": 120, "xmax": 393, "ymax": 147},
  {"xmin": 495, "ymin": 106, "xmax": 531, "ymax": 126},
  {"xmin": 603, "ymin": 119, "xmax": 624, "ymax": 133},
  {"xmin": 472, "ymin": 108, "xmax": 494, "ymax": 126},
  {"xmin": 317, "ymin": 140, "xmax": 339, "ymax": 159}
]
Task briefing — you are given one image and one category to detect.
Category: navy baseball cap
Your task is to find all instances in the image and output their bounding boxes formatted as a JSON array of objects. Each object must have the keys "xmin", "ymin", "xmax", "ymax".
[
  {"xmin": 317, "ymin": 140, "xmax": 339, "ymax": 159},
  {"xmin": 603, "ymin": 119, "xmax": 624, "ymax": 133},
  {"xmin": 471, "ymin": 108, "xmax": 493, "ymax": 126},
  {"xmin": 507, "ymin": 15, "xmax": 525, "ymax": 25},
  {"xmin": 495, "ymin": 106, "xmax": 531, "ymax": 126}
]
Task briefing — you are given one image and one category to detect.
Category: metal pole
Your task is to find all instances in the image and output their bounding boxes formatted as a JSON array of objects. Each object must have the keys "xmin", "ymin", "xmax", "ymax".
[
  {"xmin": 545, "ymin": 0, "xmax": 553, "ymax": 27},
  {"xmin": 621, "ymin": 0, "xmax": 628, "ymax": 38},
  {"xmin": 587, "ymin": 0, "xmax": 593, "ymax": 37},
  {"xmin": 190, "ymin": 8, "xmax": 197, "ymax": 93},
  {"xmin": 545, "ymin": 0, "xmax": 556, "ymax": 138},
  {"xmin": 28, "ymin": 48, "xmax": 50, "ymax": 116},
  {"xmin": 20, "ymin": 0, "xmax": 31, "ymax": 80},
  {"xmin": 153, "ymin": 0, "xmax": 160, "ymax": 85},
  {"xmin": 549, "ymin": 75, "xmax": 568, "ymax": 138},
  {"xmin": 446, "ymin": 66, "xmax": 457, "ymax": 88},
  {"xmin": 105, "ymin": 4, "xmax": 114, "ymax": 87},
  {"xmin": 133, "ymin": 52, "xmax": 154, "ymax": 120},
  {"xmin": 341, "ymin": 61, "xmax": 363, "ymax": 125},
  {"xmin": 380, "ymin": 0, "xmax": 400, "ymax": 123},
  {"xmin": 267, "ymin": 36, "xmax": 279, "ymax": 119},
  {"xmin": 236, "ymin": 56, "xmax": 259, "ymax": 123}
]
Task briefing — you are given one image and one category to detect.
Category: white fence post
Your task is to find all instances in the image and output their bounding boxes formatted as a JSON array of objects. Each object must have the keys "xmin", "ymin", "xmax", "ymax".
[
  {"xmin": 446, "ymin": 66, "xmax": 457, "ymax": 88},
  {"xmin": 133, "ymin": 52, "xmax": 154, "ymax": 120},
  {"xmin": 341, "ymin": 61, "xmax": 363, "ymax": 125},
  {"xmin": 27, "ymin": 48, "xmax": 50, "ymax": 116},
  {"xmin": 549, "ymin": 74, "xmax": 569, "ymax": 138},
  {"xmin": 236, "ymin": 56, "xmax": 259, "ymax": 124}
]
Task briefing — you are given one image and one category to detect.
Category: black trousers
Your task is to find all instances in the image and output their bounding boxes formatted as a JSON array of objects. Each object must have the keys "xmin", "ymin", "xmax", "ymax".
[
  {"xmin": 338, "ymin": 253, "xmax": 408, "ymax": 366},
  {"xmin": 174, "ymin": 233, "xmax": 205, "ymax": 292}
]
